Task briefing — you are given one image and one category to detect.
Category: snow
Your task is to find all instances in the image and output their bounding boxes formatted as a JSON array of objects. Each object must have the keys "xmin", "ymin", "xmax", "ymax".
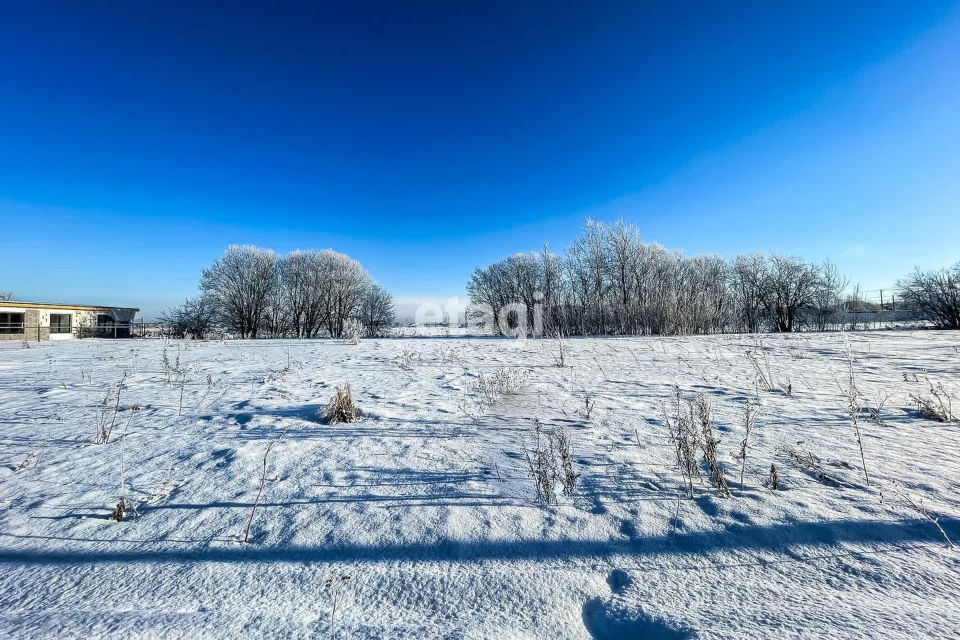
[{"xmin": 1, "ymin": 331, "xmax": 958, "ymax": 638}]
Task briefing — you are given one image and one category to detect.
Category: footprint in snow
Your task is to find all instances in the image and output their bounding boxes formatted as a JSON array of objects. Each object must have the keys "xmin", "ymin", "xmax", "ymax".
[
  {"xmin": 582, "ymin": 569, "xmax": 693, "ymax": 639},
  {"xmin": 607, "ymin": 569, "xmax": 632, "ymax": 594}
]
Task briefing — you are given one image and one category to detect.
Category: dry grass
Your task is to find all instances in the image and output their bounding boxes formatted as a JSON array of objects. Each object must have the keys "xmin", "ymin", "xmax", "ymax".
[
  {"xmin": 694, "ymin": 393, "xmax": 730, "ymax": 497},
  {"xmin": 325, "ymin": 384, "xmax": 359, "ymax": 424},
  {"xmin": 909, "ymin": 377, "xmax": 956, "ymax": 422}
]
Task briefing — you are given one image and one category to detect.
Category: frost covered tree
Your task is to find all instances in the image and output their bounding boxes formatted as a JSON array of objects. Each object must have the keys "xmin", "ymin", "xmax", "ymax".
[
  {"xmin": 811, "ymin": 259, "xmax": 848, "ymax": 331},
  {"xmin": 466, "ymin": 219, "xmax": 846, "ymax": 337},
  {"xmin": 160, "ymin": 296, "xmax": 218, "ymax": 339},
  {"xmin": 760, "ymin": 255, "xmax": 820, "ymax": 332},
  {"xmin": 604, "ymin": 220, "xmax": 642, "ymax": 334},
  {"xmin": 897, "ymin": 262, "xmax": 960, "ymax": 329},
  {"xmin": 194, "ymin": 245, "xmax": 389, "ymax": 339},
  {"xmin": 200, "ymin": 245, "xmax": 279, "ymax": 338},
  {"xmin": 730, "ymin": 254, "xmax": 768, "ymax": 333},
  {"xmin": 358, "ymin": 284, "xmax": 396, "ymax": 336},
  {"xmin": 280, "ymin": 250, "xmax": 323, "ymax": 338},
  {"xmin": 566, "ymin": 218, "xmax": 610, "ymax": 334},
  {"xmin": 467, "ymin": 253, "xmax": 546, "ymax": 336},
  {"xmin": 321, "ymin": 250, "xmax": 371, "ymax": 338}
]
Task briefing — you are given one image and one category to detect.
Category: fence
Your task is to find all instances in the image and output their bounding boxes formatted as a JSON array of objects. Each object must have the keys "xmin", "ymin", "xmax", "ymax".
[
  {"xmin": 1, "ymin": 322, "xmax": 161, "ymax": 341},
  {"xmin": 828, "ymin": 288, "xmax": 927, "ymax": 331}
]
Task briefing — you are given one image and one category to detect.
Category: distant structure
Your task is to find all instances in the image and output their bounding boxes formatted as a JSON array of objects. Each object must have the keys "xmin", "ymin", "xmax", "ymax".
[{"xmin": 0, "ymin": 300, "xmax": 139, "ymax": 341}]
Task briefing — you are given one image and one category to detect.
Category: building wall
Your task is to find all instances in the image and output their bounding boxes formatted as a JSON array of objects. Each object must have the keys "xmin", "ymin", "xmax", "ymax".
[
  {"xmin": 0, "ymin": 306, "xmax": 138, "ymax": 341},
  {"xmin": 0, "ymin": 309, "xmax": 49, "ymax": 341}
]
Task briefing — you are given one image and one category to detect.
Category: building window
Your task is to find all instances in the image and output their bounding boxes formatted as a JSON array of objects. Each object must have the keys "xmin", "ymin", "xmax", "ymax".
[
  {"xmin": 50, "ymin": 314, "xmax": 72, "ymax": 334},
  {"xmin": 0, "ymin": 312, "xmax": 25, "ymax": 334}
]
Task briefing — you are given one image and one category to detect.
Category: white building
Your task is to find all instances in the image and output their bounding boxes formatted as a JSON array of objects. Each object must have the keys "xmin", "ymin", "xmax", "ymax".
[{"xmin": 0, "ymin": 300, "xmax": 139, "ymax": 341}]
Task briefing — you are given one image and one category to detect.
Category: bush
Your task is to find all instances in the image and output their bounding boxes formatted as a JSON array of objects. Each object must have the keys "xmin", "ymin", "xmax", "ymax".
[
  {"xmin": 897, "ymin": 262, "xmax": 960, "ymax": 329},
  {"xmin": 324, "ymin": 384, "xmax": 359, "ymax": 424},
  {"xmin": 910, "ymin": 379, "xmax": 956, "ymax": 422}
]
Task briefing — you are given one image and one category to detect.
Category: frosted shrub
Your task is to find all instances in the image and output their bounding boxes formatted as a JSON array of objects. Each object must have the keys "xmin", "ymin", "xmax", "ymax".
[
  {"xmin": 475, "ymin": 368, "xmax": 530, "ymax": 405},
  {"xmin": 524, "ymin": 419, "xmax": 557, "ymax": 505},
  {"xmin": 324, "ymin": 384, "xmax": 359, "ymax": 424},
  {"xmin": 778, "ymin": 444, "xmax": 839, "ymax": 486},
  {"xmin": 694, "ymin": 394, "xmax": 729, "ymax": 497},
  {"xmin": 523, "ymin": 419, "xmax": 581, "ymax": 504},
  {"xmin": 110, "ymin": 499, "xmax": 128, "ymax": 522},
  {"xmin": 397, "ymin": 348, "xmax": 420, "ymax": 370},
  {"xmin": 553, "ymin": 426, "xmax": 581, "ymax": 496},
  {"xmin": 662, "ymin": 388, "xmax": 700, "ymax": 499},
  {"xmin": 909, "ymin": 378, "xmax": 956, "ymax": 422}
]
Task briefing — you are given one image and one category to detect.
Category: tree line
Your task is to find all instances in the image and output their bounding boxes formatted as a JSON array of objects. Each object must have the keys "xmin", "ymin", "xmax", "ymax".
[
  {"xmin": 164, "ymin": 245, "xmax": 396, "ymax": 338},
  {"xmin": 467, "ymin": 219, "xmax": 959, "ymax": 336}
]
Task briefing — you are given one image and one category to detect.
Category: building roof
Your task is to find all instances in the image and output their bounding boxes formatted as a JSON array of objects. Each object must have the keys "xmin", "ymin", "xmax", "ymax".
[{"xmin": 0, "ymin": 300, "xmax": 139, "ymax": 312}]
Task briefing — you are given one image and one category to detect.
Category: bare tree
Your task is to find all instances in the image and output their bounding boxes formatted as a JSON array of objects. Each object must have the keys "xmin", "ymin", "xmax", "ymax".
[
  {"xmin": 200, "ymin": 245, "xmax": 279, "ymax": 338},
  {"xmin": 320, "ymin": 250, "xmax": 371, "ymax": 338},
  {"xmin": 604, "ymin": 219, "xmax": 642, "ymax": 334},
  {"xmin": 811, "ymin": 259, "xmax": 848, "ymax": 331},
  {"xmin": 897, "ymin": 262, "xmax": 960, "ymax": 329},
  {"xmin": 567, "ymin": 218, "xmax": 610, "ymax": 334},
  {"xmin": 358, "ymin": 283, "xmax": 396, "ymax": 336},
  {"xmin": 467, "ymin": 252, "xmax": 547, "ymax": 336},
  {"xmin": 280, "ymin": 251, "xmax": 323, "ymax": 337},
  {"xmin": 262, "ymin": 260, "xmax": 291, "ymax": 337},
  {"xmin": 761, "ymin": 255, "xmax": 819, "ymax": 332},
  {"xmin": 730, "ymin": 254, "xmax": 768, "ymax": 333},
  {"xmin": 844, "ymin": 283, "xmax": 865, "ymax": 330},
  {"xmin": 160, "ymin": 296, "xmax": 218, "ymax": 338}
]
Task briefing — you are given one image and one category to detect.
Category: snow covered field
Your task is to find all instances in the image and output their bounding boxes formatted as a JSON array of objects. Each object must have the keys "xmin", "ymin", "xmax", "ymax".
[{"xmin": 1, "ymin": 331, "xmax": 958, "ymax": 639}]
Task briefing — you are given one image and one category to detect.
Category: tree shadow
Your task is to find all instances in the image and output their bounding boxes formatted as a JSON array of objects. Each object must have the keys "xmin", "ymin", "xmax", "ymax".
[{"xmin": 1, "ymin": 516, "xmax": 955, "ymax": 567}]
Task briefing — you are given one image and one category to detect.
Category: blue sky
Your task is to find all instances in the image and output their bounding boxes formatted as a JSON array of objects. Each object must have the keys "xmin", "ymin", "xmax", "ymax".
[{"xmin": 1, "ymin": 1, "xmax": 958, "ymax": 320}]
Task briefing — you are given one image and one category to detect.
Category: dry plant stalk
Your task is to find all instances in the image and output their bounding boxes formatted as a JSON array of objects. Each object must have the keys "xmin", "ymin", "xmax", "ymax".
[
  {"xmin": 554, "ymin": 330, "xmax": 567, "ymax": 367},
  {"xmin": 892, "ymin": 483, "xmax": 954, "ymax": 548},
  {"xmin": 694, "ymin": 394, "xmax": 730, "ymax": 497},
  {"xmin": 524, "ymin": 419, "xmax": 558, "ymax": 505},
  {"xmin": 553, "ymin": 426, "xmax": 581, "ymax": 496},
  {"xmin": 663, "ymin": 388, "xmax": 699, "ymax": 499},
  {"xmin": 746, "ymin": 341, "xmax": 776, "ymax": 392},
  {"xmin": 778, "ymin": 444, "xmax": 839, "ymax": 486},
  {"xmin": 582, "ymin": 388, "xmax": 596, "ymax": 420},
  {"xmin": 909, "ymin": 376, "xmax": 956, "ymax": 422},
  {"xmin": 162, "ymin": 347, "xmax": 190, "ymax": 416},
  {"xmin": 111, "ymin": 412, "xmax": 137, "ymax": 522},
  {"xmin": 243, "ymin": 440, "xmax": 277, "ymax": 543},
  {"xmin": 768, "ymin": 464, "xmax": 779, "ymax": 490},
  {"xmin": 96, "ymin": 370, "xmax": 128, "ymax": 444},
  {"xmin": 840, "ymin": 335, "xmax": 870, "ymax": 486},
  {"xmin": 324, "ymin": 573, "xmax": 353, "ymax": 639},
  {"xmin": 739, "ymin": 400, "xmax": 755, "ymax": 489}
]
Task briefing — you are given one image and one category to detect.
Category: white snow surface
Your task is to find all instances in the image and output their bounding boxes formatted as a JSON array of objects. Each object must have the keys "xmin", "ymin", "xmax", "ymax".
[{"xmin": 1, "ymin": 331, "xmax": 958, "ymax": 639}]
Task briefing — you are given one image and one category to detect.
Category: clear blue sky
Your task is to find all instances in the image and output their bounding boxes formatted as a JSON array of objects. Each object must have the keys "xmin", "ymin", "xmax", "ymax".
[{"xmin": 1, "ymin": 1, "xmax": 958, "ymax": 320}]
